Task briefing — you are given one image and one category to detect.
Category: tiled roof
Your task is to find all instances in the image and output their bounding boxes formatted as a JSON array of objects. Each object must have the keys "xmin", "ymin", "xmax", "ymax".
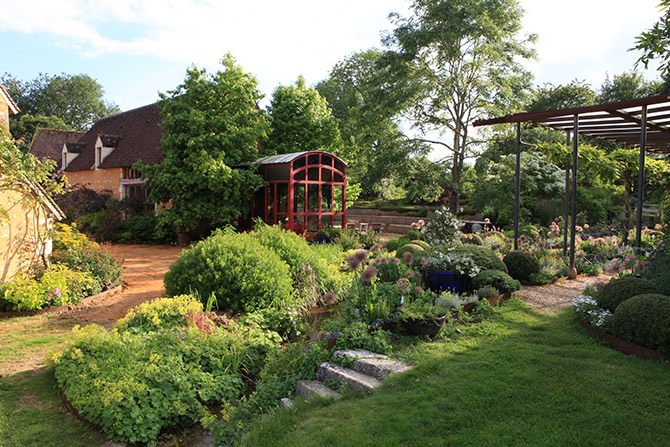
[
  {"xmin": 0, "ymin": 82, "xmax": 19, "ymax": 114},
  {"xmin": 65, "ymin": 103, "xmax": 165, "ymax": 171},
  {"xmin": 29, "ymin": 128, "xmax": 85, "ymax": 170}
]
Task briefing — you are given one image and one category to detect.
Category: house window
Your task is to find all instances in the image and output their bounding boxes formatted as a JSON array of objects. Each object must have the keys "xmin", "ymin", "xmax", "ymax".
[
  {"xmin": 123, "ymin": 167, "xmax": 143, "ymax": 179},
  {"xmin": 96, "ymin": 147, "xmax": 102, "ymax": 168}
]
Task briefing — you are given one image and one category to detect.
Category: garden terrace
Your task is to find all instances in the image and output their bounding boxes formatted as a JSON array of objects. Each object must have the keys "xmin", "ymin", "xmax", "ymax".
[
  {"xmin": 474, "ymin": 94, "xmax": 670, "ymax": 268},
  {"xmin": 243, "ymin": 151, "xmax": 347, "ymax": 237}
]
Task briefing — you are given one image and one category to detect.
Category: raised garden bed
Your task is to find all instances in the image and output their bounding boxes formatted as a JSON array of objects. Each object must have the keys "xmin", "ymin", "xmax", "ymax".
[{"xmin": 579, "ymin": 319, "xmax": 661, "ymax": 360}]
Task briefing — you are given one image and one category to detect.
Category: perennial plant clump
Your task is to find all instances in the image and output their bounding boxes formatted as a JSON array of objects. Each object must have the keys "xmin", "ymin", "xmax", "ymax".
[{"xmin": 421, "ymin": 206, "xmax": 461, "ymax": 246}]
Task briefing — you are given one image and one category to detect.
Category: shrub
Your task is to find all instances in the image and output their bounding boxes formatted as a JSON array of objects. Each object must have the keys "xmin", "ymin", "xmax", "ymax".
[
  {"xmin": 421, "ymin": 206, "xmax": 461, "ymax": 245},
  {"xmin": 241, "ymin": 308, "xmax": 307, "ymax": 342},
  {"xmin": 471, "ymin": 269, "xmax": 521, "ymax": 294},
  {"xmin": 2, "ymin": 265, "xmax": 97, "ymax": 311},
  {"xmin": 477, "ymin": 285, "xmax": 500, "ymax": 299},
  {"xmin": 595, "ymin": 277, "xmax": 660, "ymax": 313},
  {"xmin": 461, "ymin": 233, "xmax": 483, "ymax": 245},
  {"xmin": 612, "ymin": 293, "xmax": 670, "ymax": 355},
  {"xmin": 164, "ymin": 232, "xmax": 294, "ymax": 312},
  {"xmin": 53, "ymin": 323, "xmax": 277, "ymax": 446},
  {"xmin": 49, "ymin": 243, "xmax": 123, "ymax": 290},
  {"xmin": 75, "ymin": 210, "xmax": 107, "ymax": 233},
  {"xmin": 530, "ymin": 254, "xmax": 567, "ymax": 284},
  {"xmin": 115, "ymin": 295, "xmax": 204, "ymax": 333},
  {"xmin": 395, "ymin": 243, "xmax": 426, "ymax": 260},
  {"xmin": 445, "ymin": 245, "xmax": 508, "ymax": 274},
  {"xmin": 251, "ymin": 224, "xmax": 315, "ymax": 275},
  {"xmin": 503, "ymin": 250, "xmax": 540, "ymax": 281},
  {"xmin": 643, "ymin": 246, "xmax": 670, "ymax": 295},
  {"xmin": 412, "ymin": 240, "xmax": 431, "ymax": 250},
  {"xmin": 384, "ymin": 237, "xmax": 409, "ymax": 253},
  {"xmin": 52, "ymin": 223, "xmax": 94, "ymax": 251},
  {"xmin": 326, "ymin": 321, "xmax": 392, "ymax": 354}
]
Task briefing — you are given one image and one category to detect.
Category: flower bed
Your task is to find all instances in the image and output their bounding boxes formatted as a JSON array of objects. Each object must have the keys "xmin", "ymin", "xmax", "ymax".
[{"xmin": 578, "ymin": 319, "xmax": 661, "ymax": 360}]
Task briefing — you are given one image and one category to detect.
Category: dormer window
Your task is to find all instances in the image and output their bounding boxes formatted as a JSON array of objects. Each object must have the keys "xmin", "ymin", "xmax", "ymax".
[{"xmin": 95, "ymin": 134, "xmax": 121, "ymax": 169}]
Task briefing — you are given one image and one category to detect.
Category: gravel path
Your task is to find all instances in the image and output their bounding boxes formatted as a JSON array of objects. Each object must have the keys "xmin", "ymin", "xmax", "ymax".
[{"xmin": 515, "ymin": 274, "xmax": 613, "ymax": 313}]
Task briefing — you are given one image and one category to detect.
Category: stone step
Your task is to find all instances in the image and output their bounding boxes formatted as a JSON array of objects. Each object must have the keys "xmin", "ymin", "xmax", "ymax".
[
  {"xmin": 316, "ymin": 362, "xmax": 382, "ymax": 391},
  {"xmin": 296, "ymin": 380, "xmax": 342, "ymax": 400},
  {"xmin": 333, "ymin": 349, "xmax": 413, "ymax": 380}
]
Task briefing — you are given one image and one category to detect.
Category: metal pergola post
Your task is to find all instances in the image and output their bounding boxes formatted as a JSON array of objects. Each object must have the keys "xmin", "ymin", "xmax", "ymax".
[
  {"xmin": 635, "ymin": 105, "xmax": 647, "ymax": 252},
  {"xmin": 569, "ymin": 115, "xmax": 579, "ymax": 271},
  {"xmin": 514, "ymin": 122, "xmax": 521, "ymax": 250},
  {"xmin": 563, "ymin": 131, "xmax": 571, "ymax": 258}
]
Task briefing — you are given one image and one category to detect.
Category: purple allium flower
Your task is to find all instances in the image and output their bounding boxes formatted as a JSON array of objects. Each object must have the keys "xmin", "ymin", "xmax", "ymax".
[
  {"xmin": 403, "ymin": 251, "xmax": 414, "ymax": 265},
  {"xmin": 346, "ymin": 254, "xmax": 361, "ymax": 271},
  {"xmin": 396, "ymin": 278, "xmax": 411, "ymax": 293},
  {"xmin": 370, "ymin": 243, "xmax": 381, "ymax": 252},
  {"xmin": 354, "ymin": 249, "xmax": 369, "ymax": 262},
  {"xmin": 361, "ymin": 265, "xmax": 378, "ymax": 283},
  {"xmin": 389, "ymin": 257, "xmax": 400, "ymax": 265},
  {"xmin": 414, "ymin": 286, "xmax": 424, "ymax": 294},
  {"xmin": 323, "ymin": 291, "xmax": 337, "ymax": 305}
]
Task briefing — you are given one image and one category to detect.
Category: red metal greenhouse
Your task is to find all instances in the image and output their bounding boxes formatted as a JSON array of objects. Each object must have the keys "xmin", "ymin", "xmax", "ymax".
[{"xmin": 248, "ymin": 151, "xmax": 347, "ymax": 237}]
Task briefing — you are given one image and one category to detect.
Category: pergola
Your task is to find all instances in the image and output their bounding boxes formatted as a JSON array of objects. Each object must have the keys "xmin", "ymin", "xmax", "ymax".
[{"xmin": 474, "ymin": 94, "xmax": 670, "ymax": 270}]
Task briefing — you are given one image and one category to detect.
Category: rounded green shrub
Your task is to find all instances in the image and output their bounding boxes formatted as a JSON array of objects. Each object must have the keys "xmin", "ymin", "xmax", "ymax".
[
  {"xmin": 477, "ymin": 285, "xmax": 500, "ymax": 299},
  {"xmin": 395, "ymin": 243, "xmax": 426, "ymax": 260},
  {"xmin": 449, "ymin": 245, "xmax": 508, "ymax": 274},
  {"xmin": 596, "ymin": 277, "xmax": 660, "ymax": 312},
  {"xmin": 503, "ymin": 250, "xmax": 540, "ymax": 281},
  {"xmin": 250, "ymin": 224, "xmax": 315, "ymax": 275},
  {"xmin": 612, "ymin": 293, "xmax": 670, "ymax": 355},
  {"xmin": 164, "ymin": 232, "xmax": 293, "ymax": 312},
  {"xmin": 115, "ymin": 295, "xmax": 203, "ymax": 333},
  {"xmin": 413, "ymin": 240, "xmax": 431, "ymax": 250},
  {"xmin": 472, "ymin": 269, "xmax": 521, "ymax": 294}
]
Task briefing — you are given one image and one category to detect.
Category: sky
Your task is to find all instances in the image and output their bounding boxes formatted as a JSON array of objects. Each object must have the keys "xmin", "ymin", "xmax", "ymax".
[{"xmin": 1, "ymin": 0, "xmax": 663, "ymax": 113}]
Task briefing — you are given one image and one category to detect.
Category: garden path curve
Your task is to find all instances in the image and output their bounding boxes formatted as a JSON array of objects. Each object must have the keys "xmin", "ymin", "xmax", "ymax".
[{"xmin": 514, "ymin": 273, "xmax": 614, "ymax": 313}]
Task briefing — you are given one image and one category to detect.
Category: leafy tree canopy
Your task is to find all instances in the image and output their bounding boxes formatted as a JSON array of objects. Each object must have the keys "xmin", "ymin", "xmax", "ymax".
[
  {"xmin": 633, "ymin": 1, "xmax": 670, "ymax": 78},
  {"xmin": 137, "ymin": 54, "xmax": 269, "ymax": 231},
  {"xmin": 598, "ymin": 70, "xmax": 663, "ymax": 103},
  {"xmin": 267, "ymin": 76, "xmax": 347, "ymax": 158},
  {"xmin": 526, "ymin": 80, "xmax": 596, "ymax": 112},
  {"xmin": 1, "ymin": 72, "xmax": 120, "ymax": 131},
  {"xmin": 383, "ymin": 0, "xmax": 536, "ymax": 212},
  {"xmin": 11, "ymin": 114, "xmax": 72, "ymax": 144}
]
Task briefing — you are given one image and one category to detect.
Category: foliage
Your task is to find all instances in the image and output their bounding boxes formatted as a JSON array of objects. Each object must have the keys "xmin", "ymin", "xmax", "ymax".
[
  {"xmin": 530, "ymin": 254, "xmax": 567, "ymax": 284},
  {"xmin": 403, "ymin": 156, "xmax": 449, "ymax": 204},
  {"xmin": 434, "ymin": 291, "xmax": 479, "ymax": 310},
  {"xmin": 526, "ymin": 80, "xmax": 596, "ymax": 112},
  {"xmin": 595, "ymin": 277, "xmax": 661, "ymax": 313},
  {"xmin": 442, "ymin": 244, "xmax": 509, "ymax": 274},
  {"xmin": 164, "ymin": 231, "xmax": 294, "ymax": 312},
  {"xmin": 49, "ymin": 243, "xmax": 123, "ymax": 290},
  {"xmin": 573, "ymin": 295, "xmax": 614, "ymax": 332},
  {"xmin": 2, "ymin": 265, "xmax": 97, "ymax": 311},
  {"xmin": 598, "ymin": 70, "xmax": 663, "ymax": 103},
  {"xmin": 251, "ymin": 223, "xmax": 318, "ymax": 275},
  {"xmin": 115, "ymin": 295, "xmax": 204, "ymax": 333},
  {"xmin": 241, "ymin": 308, "xmax": 307, "ymax": 343},
  {"xmin": 53, "ymin": 185, "xmax": 112, "ymax": 223},
  {"xmin": 421, "ymin": 206, "xmax": 461, "ymax": 246},
  {"xmin": 397, "ymin": 299, "xmax": 447, "ymax": 321},
  {"xmin": 10, "ymin": 114, "xmax": 71, "ymax": 143},
  {"xmin": 327, "ymin": 321, "xmax": 392, "ymax": 354},
  {"xmin": 384, "ymin": 0, "xmax": 536, "ymax": 211},
  {"xmin": 612, "ymin": 293, "xmax": 670, "ymax": 356},
  {"xmin": 395, "ymin": 243, "xmax": 426, "ymax": 260},
  {"xmin": 476, "ymin": 286, "xmax": 500, "ymax": 299},
  {"xmin": 423, "ymin": 253, "xmax": 481, "ymax": 278},
  {"xmin": 267, "ymin": 76, "xmax": 346, "ymax": 158},
  {"xmin": 119, "ymin": 214, "xmax": 175, "ymax": 244},
  {"xmin": 503, "ymin": 250, "xmax": 540, "ymax": 282},
  {"xmin": 52, "ymin": 222, "xmax": 93, "ymax": 251},
  {"xmin": 1, "ymin": 72, "xmax": 120, "ymax": 131},
  {"xmin": 52, "ymin": 322, "xmax": 276, "ymax": 446},
  {"xmin": 138, "ymin": 54, "xmax": 269, "ymax": 231},
  {"xmin": 471, "ymin": 269, "xmax": 521, "ymax": 294},
  {"xmin": 643, "ymin": 245, "xmax": 670, "ymax": 295},
  {"xmin": 633, "ymin": 0, "xmax": 670, "ymax": 78}
]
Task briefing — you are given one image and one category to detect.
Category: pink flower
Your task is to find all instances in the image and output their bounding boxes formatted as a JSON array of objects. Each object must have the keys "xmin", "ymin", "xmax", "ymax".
[{"xmin": 53, "ymin": 288, "xmax": 61, "ymax": 298}]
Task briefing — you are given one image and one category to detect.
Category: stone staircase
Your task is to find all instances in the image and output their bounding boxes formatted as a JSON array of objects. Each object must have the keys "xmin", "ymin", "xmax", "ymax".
[{"xmin": 294, "ymin": 349, "xmax": 413, "ymax": 401}]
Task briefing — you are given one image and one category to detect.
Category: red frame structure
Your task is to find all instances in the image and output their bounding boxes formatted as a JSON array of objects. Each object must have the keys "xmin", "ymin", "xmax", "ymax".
[{"xmin": 250, "ymin": 151, "xmax": 347, "ymax": 237}]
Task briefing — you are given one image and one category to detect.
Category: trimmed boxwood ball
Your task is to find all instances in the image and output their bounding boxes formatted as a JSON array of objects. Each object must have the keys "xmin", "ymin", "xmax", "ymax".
[
  {"xmin": 612, "ymin": 293, "xmax": 670, "ymax": 355},
  {"xmin": 413, "ymin": 240, "xmax": 431, "ymax": 250},
  {"xmin": 503, "ymin": 250, "xmax": 540, "ymax": 282},
  {"xmin": 449, "ymin": 244, "xmax": 508, "ymax": 274},
  {"xmin": 164, "ymin": 232, "xmax": 293, "ymax": 312},
  {"xmin": 472, "ymin": 269, "xmax": 521, "ymax": 294},
  {"xmin": 596, "ymin": 277, "xmax": 660, "ymax": 312},
  {"xmin": 395, "ymin": 243, "xmax": 426, "ymax": 259}
]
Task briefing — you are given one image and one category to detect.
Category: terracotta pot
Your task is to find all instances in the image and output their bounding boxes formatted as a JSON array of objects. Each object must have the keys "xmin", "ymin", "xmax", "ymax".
[{"xmin": 486, "ymin": 294, "xmax": 504, "ymax": 307}]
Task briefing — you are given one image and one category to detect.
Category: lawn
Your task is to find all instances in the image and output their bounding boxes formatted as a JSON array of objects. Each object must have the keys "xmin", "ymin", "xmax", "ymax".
[{"xmin": 242, "ymin": 299, "xmax": 670, "ymax": 447}]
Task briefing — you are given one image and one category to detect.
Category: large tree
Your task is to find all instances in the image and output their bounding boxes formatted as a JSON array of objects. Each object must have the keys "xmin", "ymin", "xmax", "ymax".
[
  {"xmin": 316, "ymin": 49, "xmax": 429, "ymax": 196},
  {"xmin": 1, "ymin": 72, "xmax": 120, "ymax": 131},
  {"xmin": 138, "ymin": 54, "xmax": 269, "ymax": 232},
  {"xmin": 267, "ymin": 76, "xmax": 346, "ymax": 157},
  {"xmin": 633, "ymin": 1, "xmax": 670, "ymax": 78},
  {"xmin": 383, "ymin": 0, "xmax": 536, "ymax": 212}
]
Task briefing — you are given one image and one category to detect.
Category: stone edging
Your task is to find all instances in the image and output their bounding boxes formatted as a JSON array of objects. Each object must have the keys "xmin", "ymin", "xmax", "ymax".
[
  {"xmin": 579, "ymin": 319, "xmax": 661, "ymax": 360},
  {"xmin": 0, "ymin": 284, "xmax": 122, "ymax": 319}
]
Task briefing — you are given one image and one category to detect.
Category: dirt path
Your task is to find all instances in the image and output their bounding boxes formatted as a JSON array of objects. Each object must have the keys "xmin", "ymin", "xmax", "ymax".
[
  {"xmin": 515, "ymin": 274, "xmax": 613, "ymax": 313},
  {"xmin": 64, "ymin": 244, "xmax": 185, "ymax": 327}
]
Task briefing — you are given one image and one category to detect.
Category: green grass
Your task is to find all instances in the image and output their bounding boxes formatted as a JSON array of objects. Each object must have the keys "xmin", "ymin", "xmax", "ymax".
[
  {"xmin": 0, "ymin": 370, "xmax": 106, "ymax": 447},
  {"xmin": 241, "ymin": 299, "xmax": 670, "ymax": 447}
]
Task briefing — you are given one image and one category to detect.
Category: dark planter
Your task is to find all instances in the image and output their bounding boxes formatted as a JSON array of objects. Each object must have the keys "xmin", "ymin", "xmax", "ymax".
[
  {"xmin": 402, "ymin": 315, "xmax": 447, "ymax": 337},
  {"xmin": 316, "ymin": 237, "xmax": 331, "ymax": 244},
  {"xmin": 426, "ymin": 271, "xmax": 466, "ymax": 294}
]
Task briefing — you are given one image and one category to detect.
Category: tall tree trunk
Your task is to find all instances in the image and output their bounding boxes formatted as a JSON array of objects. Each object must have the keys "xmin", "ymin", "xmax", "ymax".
[{"xmin": 450, "ymin": 129, "xmax": 462, "ymax": 214}]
